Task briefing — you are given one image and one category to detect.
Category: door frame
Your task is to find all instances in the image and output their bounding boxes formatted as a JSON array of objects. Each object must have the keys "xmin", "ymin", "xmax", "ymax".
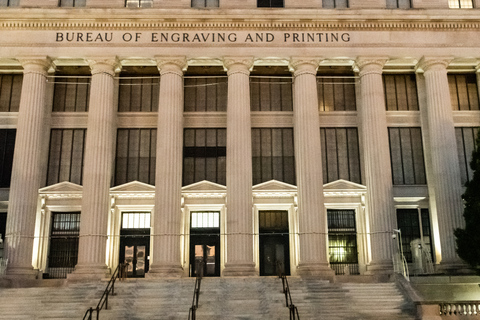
[{"xmin": 119, "ymin": 228, "xmax": 150, "ymax": 277}]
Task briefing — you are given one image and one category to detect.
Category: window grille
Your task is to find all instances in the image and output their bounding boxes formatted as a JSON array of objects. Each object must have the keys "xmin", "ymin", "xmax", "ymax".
[
  {"xmin": 183, "ymin": 128, "xmax": 226, "ymax": 186},
  {"xmin": 184, "ymin": 77, "xmax": 227, "ymax": 112},
  {"xmin": 0, "ymin": 74, "xmax": 22, "ymax": 112},
  {"xmin": 52, "ymin": 76, "xmax": 90, "ymax": 112},
  {"xmin": 191, "ymin": 0, "xmax": 219, "ymax": 7},
  {"xmin": 320, "ymin": 128, "xmax": 361, "ymax": 184},
  {"xmin": 317, "ymin": 76, "xmax": 356, "ymax": 111},
  {"xmin": 456, "ymin": 127, "xmax": 479, "ymax": 185},
  {"xmin": 448, "ymin": 74, "xmax": 479, "ymax": 110},
  {"xmin": 448, "ymin": 0, "xmax": 473, "ymax": 7},
  {"xmin": 59, "ymin": 0, "xmax": 86, "ymax": 7},
  {"xmin": 257, "ymin": 0, "xmax": 283, "ymax": 7},
  {"xmin": 115, "ymin": 128, "xmax": 157, "ymax": 186},
  {"xmin": 118, "ymin": 75, "xmax": 159, "ymax": 112},
  {"xmin": 252, "ymin": 128, "xmax": 295, "ymax": 185},
  {"xmin": 396, "ymin": 209, "xmax": 433, "ymax": 263},
  {"xmin": 383, "ymin": 74, "xmax": 419, "ymax": 111},
  {"xmin": 327, "ymin": 209, "xmax": 359, "ymax": 275},
  {"xmin": 0, "ymin": 0, "xmax": 20, "ymax": 7},
  {"xmin": 259, "ymin": 211, "xmax": 289, "ymax": 232},
  {"xmin": 322, "ymin": 0, "xmax": 348, "ymax": 8},
  {"xmin": 386, "ymin": 0, "xmax": 412, "ymax": 8},
  {"xmin": 122, "ymin": 212, "xmax": 151, "ymax": 229},
  {"xmin": 46, "ymin": 129, "xmax": 86, "ymax": 186},
  {"xmin": 126, "ymin": 0, "xmax": 153, "ymax": 7},
  {"xmin": 0, "ymin": 129, "xmax": 15, "ymax": 188},
  {"xmin": 388, "ymin": 127, "xmax": 426, "ymax": 185},
  {"xmin": 250, "ymin": 77, "xmax": 293, "ymax": 111},
  {"xmin": 191, "ymin": 212, "xmax": 220, "ymax": 229}
]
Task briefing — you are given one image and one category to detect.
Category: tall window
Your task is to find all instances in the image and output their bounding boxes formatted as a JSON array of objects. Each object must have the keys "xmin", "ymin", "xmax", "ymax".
[
  {"xmin": 383, "ymin": 74, "xmax": 419, "ymax": 111},
  {"xmin": 59, "ymin": 0, "xmax": 86, "ymax": 6},
  {"xmin": 328, "ymin": 209, "xmax": 359, "ymax": 275},
  {"xmin": 119, "ymin": 72, "xmax": 159, "ymax": 112},
  {"xmin": 52, "ymin": 74, "xmax": 90, "ymax": 112},
  {"xmin": 46, "ymin": 129, "xmax": 86, "ymax": 186},
  {"xmin": 46, "ymin": 212, "xmax": 80, "ymax": 279},
  {"xmin": 388, "ymin": 127, "xmax": 426, "ymax": 185},
  {"xmin": 115, "ymin": 128, "xmax": 157, "ymax": 186},
  {"xmin": 448, "ymin": 74, "xmax": 479, "ymax": 110},
  {"xmin": 320, "ymin": 128, "xmax": 361, "ymax": 184},
  {"xmin": 250, "ymin": 77, "xmax": 293, "ymax": 111},
  {"xmin": 252, "ymin": 128, "xmax": 295, "ymax": 185},
  {"xmin": 0, "ymin": 0, "xmax": 19, "ymax": 6},
  {"xmin": 456, "ymin": 127, "xmax": 479, "ymax": 185},
  {"xmin": 192, "ymin": 0, "xmax": 219, "ymax": 7},
  {"xmin": 257, "ymin": 0, "xmax": 283, "ymax": 7},
  {"xmin": 183, "ymin": 128, "xmax": 226, "ymax": 186},
  {"xmin": 323, "ymin": 0, "xmax": 348, "ymax": 8},
  {"xmin": 386, "ymin": 0, "xmax": 412, "ymax": 8},
  {"xmin": 317, "ymin": 76, "xmax": 356, "ymax": 111},
  {"xmin": 184, "ymin": 76, "xmax": 227, "ymax": 112},
  {"xmin": 126, "ymin": 0, "xmax": 153, "ymax": 7},
  {"xmin": 0, "ymin": 129, "xmax": 15, "ymax": 188},
  {"xmin": 448, "ymin": 0, "xmax": 473, "ymax": 7},
  {"xmin": 396, "ymin": 209, "xmax": 433, "ymax": 263},
  {"xmin": 0, "ymin": 74, "xmax": 22, "ymax": 112}
]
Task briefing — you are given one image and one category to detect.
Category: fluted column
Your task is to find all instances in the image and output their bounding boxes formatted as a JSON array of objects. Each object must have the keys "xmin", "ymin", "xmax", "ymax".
[
  {"xmin": 355, "ymin": 57, "xmax": 395, "ymax": 273},
  {"xmin": 5, "ymin": 57, "xmax": 52, "ymax": 278},
  {"xmin": 222, "ymin": 58, "xmax": 256, "ymax": 276},
  {"xmin": 148, "ymin": 57, "xmax": 186, "ymax": 277},
  {"xmin": 417, "ymin": 57, "xmax": 465, "ymax": 270},
  {"xmin": 289, "ymin": 58, "xmax": 334, "ymax": 278},
  {"xmin": 73, "ymin": 58, "xmax": 119, "ymax": 278}
]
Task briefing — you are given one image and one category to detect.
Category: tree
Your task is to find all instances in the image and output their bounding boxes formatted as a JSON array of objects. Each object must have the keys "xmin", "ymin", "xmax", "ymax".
[{"xmin": 455, "ymin": 130, "xmax": 480, "ymax": 275}]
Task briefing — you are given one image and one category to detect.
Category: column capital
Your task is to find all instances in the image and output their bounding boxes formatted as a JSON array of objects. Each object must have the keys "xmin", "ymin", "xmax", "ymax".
[
  {"xmin": 17, "ymin": 56, "xmax": 53, "ymax": 75},
  {"xmin": 155, "ymin": 56, "xmax": 187, "ymax": 76},
  {"xmin": 87, "ymin": 57, "xmax": 121, "ymax": 76},
  {"xmin": 416, "ymin": 57, "xmax": 453, "ymax": 73},
  {"xmin": 223, "ymin": 57, "xmax": 254, "ymax": 76},
  {"xmin": 288, "ymin": 58, "xmax": 320, "ymax": 77},
  {"xmin": 354, "ymin": 57, "xmax": 388, "ymax": 77}
]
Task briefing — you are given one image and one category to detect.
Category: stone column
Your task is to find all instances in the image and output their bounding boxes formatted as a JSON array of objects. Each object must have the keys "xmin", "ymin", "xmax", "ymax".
[
  {"xmin": 355, "ymin": 57, "xmax": 395, "ymax": 273},
  {"xmin": 148, "ymin": 57, "xmax": 186, "ymax": 277},
  {"xmin": 222, "ymin": 58, "xmax": 256, "ymax": 276},
  {"xmin": 73, "ymin": 58, "xmax": 119, "ymax": 278},
  {"xmin": 417, "ymin": 57, "xmax": 465, "ymax": 271},
  {"xmin": 5, "ymin": 57, "xmax": 52, "ymax": 278},
  {"xmin": 289, "ymin": 58, "xmax": 334, "ymax": 278}
]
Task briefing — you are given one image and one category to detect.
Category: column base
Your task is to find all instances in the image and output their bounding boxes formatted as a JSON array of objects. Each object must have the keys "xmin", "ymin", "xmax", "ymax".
[
  {"xmin": 437, "ymin": 258, "xmax": 472, "ymax": 275},
  {"xmin": 296, "ymin": 262, "xmax": 335, "ymax": 281},
  {"xmin": 223, "ymin": 262, "xmax": 256, "ymax": 276},
  {"xmin": 68, "ymin": 263, "xmax": 110, "ymax": 282},
  {"xmin": 365, "ymin": 260, "xmax": 394, "ymax": 278},
  {"xmin": 5, "ymin": 266, "xmax": 38, "ymax": 279},
  {"xmin": 147, "ymin": 264, "xmax": 184, "ymax": 278}
]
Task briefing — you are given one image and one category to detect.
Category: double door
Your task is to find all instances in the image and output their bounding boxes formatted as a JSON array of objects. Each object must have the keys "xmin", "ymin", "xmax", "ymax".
[
  {"xmin": 259, "ymin": 234, "xmax": 290, "ymax": 276},
  {"xmin": 190, "ymin": 234, "xmax": 220, "ymax": 277},
  {"xmin": 119, "ymin": 230, "xmax": 150, "ymax": 278}
]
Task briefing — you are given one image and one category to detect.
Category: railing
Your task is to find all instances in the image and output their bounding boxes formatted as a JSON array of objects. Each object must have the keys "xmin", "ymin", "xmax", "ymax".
[
  {"xmin": 0, "ymin": 258, "xmax": 7, "ymax": 275},
  {"xmin": 188, "ymin": 260, "xmax": 204, "ymax": 320},
  {"xmin": 82, "ymin": 263, "xmax": 128, "ymax": 320},
  {"xmin": 277, "ymin": 262, "xmax": 299, "ymax": 320},
  {"xmin": 439, "ymin": 302, "xmax": 480, "ymax": 316}
]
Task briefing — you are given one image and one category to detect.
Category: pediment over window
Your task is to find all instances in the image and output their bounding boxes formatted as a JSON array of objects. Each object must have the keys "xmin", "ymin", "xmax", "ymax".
[
  {"xmin": 323, "ymin": 179, "xmax": 366, "ymax": 193},
  {"xmin": 253, "ymin": 180, "xmax": 297, "ymax": 193},
  {"xmin": 182, "ymin": 180, "xmax": 226, "ymax": 193},
  {"xmin": 110, "ymin": 181, "xmax": 155, "ymax": 193},
  {"xmin": 39, "ymin": 181, "xmax": 83, "ymax": 194}
]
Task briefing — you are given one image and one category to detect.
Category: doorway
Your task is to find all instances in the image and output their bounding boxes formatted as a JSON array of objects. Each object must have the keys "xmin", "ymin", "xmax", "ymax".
[
  {"xmin": 259, "ymin": 210, "xmax": 290, "ymax": 276},
  {"xmin": 189, "ymin": 211, "xmax": 220, "ymax": 277},
  {"xmin": 119, "ymin": 212, "xmax": 150, "ymax": 278}
]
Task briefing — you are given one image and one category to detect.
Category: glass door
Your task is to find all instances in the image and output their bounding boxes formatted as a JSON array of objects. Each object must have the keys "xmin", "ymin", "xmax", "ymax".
[
  {"xmin": 189, "ymin": 211, "xmax": 220, "ymax": 277},
  {"xmin": 119, "ymin": 212, "xmax": 150, "ymax": 278},
  {"xmin": 259, "ymin": 210, "xmax": 290, "ymax": 276}
]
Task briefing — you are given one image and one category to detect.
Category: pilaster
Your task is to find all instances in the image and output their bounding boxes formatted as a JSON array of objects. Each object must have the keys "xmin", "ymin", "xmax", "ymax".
[
  {"xmin": 147, "ymin": 56, "xmax": 187, "ymax": 278},
  {"xmin": 222, "ymin": 57, "xmax": 256, "ymax": 276},
  {"xmin": 289, "ymin": 58, "xmax": 334, "ymax": 279},
  {"xmin": 5, "ymin": 57, "xmax": 52, "ymax": 278},
  {"xmin": 71, "ymin": 57, "xmax": 120, "ymax": 280},
  {"xmin": 355, "ymin": 57, "xmax": 395, "ymax": 274}
]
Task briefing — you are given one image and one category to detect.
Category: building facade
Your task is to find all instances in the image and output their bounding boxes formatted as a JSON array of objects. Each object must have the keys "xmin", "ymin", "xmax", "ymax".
[{"xmin": 0, "ymin": 0, "xmax": 479, "ymax": 281}]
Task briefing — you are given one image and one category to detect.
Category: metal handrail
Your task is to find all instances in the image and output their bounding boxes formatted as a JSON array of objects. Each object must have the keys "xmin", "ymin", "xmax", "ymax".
[
  {"xmin": 188, "ymin": 260, "xmax": 204, "ymax": 320},
  {"xmin": 277, "ymin": 262, "xmax": 300, "ymax": 320},
  {"xmin": 83, "ymin": 263, "xmax": 128, "ymax": 320}
]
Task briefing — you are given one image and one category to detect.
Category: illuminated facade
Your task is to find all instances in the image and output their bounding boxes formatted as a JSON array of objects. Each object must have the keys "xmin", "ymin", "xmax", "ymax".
[{"xmin": 0, "ymin": 0, "xmax": 479, "ymax": 282}]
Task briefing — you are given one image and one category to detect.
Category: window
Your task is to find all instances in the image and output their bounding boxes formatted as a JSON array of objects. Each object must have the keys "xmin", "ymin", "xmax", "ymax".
[
  {"xmin": 250, "ymin": 77, "xmax": 293, "ymax": 111},
  {"xmin": 257, "ymin": 0, "xmax": 283, "ymax": 7},
  {"xmin": 192, "ymin": 0, "xmax": 219, "ymax": 7},
  {"xmin": 448, "ymin": 74, "xmax": 479, "ymax": 110},
  {"xmin": 320, "ymin": 128, "xmax": 361, "ymax": 184},
  {"xmin": 0, "ymin": 129, "xmax": 15, "ymax": 188},
  {"xmin": 317, "ymin": 76, "xmax": 356, "ymax": 111},
  {"xmin": 383, "ymin": 74, "xmax": 419, "ymax": 111},
  {"xmin": 183, "ymin": 129, "xmax": 226, "ymax": 186},
  {"xmin": 59, "ymin": 0, "xmax": 86, "ymax": 6},
  {"xmin": 388, "ymin": 127, "xmax": 426, "ymax": 185},
  {"xmin": 191, "ymin": 211, "xmax": 220, "ymax": 228},
  {"xmin": 323, "ymin": 0, "xmax": 348, "ymax": 8},
  {"xmin": 0, "ymin": 74, "xmax": 22, "ymax": 112},
  {"xmin": 53, "ymin": 75, "xmax": 90, "ymax": 112},
  {"xmin": 0, "ymin": 0, "xmax": 19, "ymax": 6},
  {"xmin": 386, "ymin": 0, "xmax": 412, "ymax": 8},
  {"xmin": 396, "ymin": 209, "xmax": 433, "ymax": 263},
  {"xmin": 126, "ymin": 0, "xmax": 153, "ymax": 7},
  {"xmin": 115, "ymin": 129, "xmax": 157, "ymax": 186},
  {"xmin": 456, "ymin": 127, "xmax": 479, "ymax": 185},
  {"xmin": 119, "ymin": 72, "xmax": 159, "ymax": 112},
  {"xmin": 46, "ymin": 212, "xmax": 80, "ymax": 279},
  {"xmin": 184, "ymin": 76, "xmax": 227, "ymax": 112},
  {"xmin": 122, "ymin": 212, "xmax": 151, "ymax": 229},
  {"xmin": 448, "ymin": 0, "xmax": 473, "ymax": 7},
  {"xmin": 252, "ymin": 128, "xmax": 295, "ymax": 185},
  {"xmin": 328, "ymin": 209, "xmax": 359, "ymax": 275},
  {"xmin": 46, "ymin": 129, "xmax": 86, "ymax": 186}
]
